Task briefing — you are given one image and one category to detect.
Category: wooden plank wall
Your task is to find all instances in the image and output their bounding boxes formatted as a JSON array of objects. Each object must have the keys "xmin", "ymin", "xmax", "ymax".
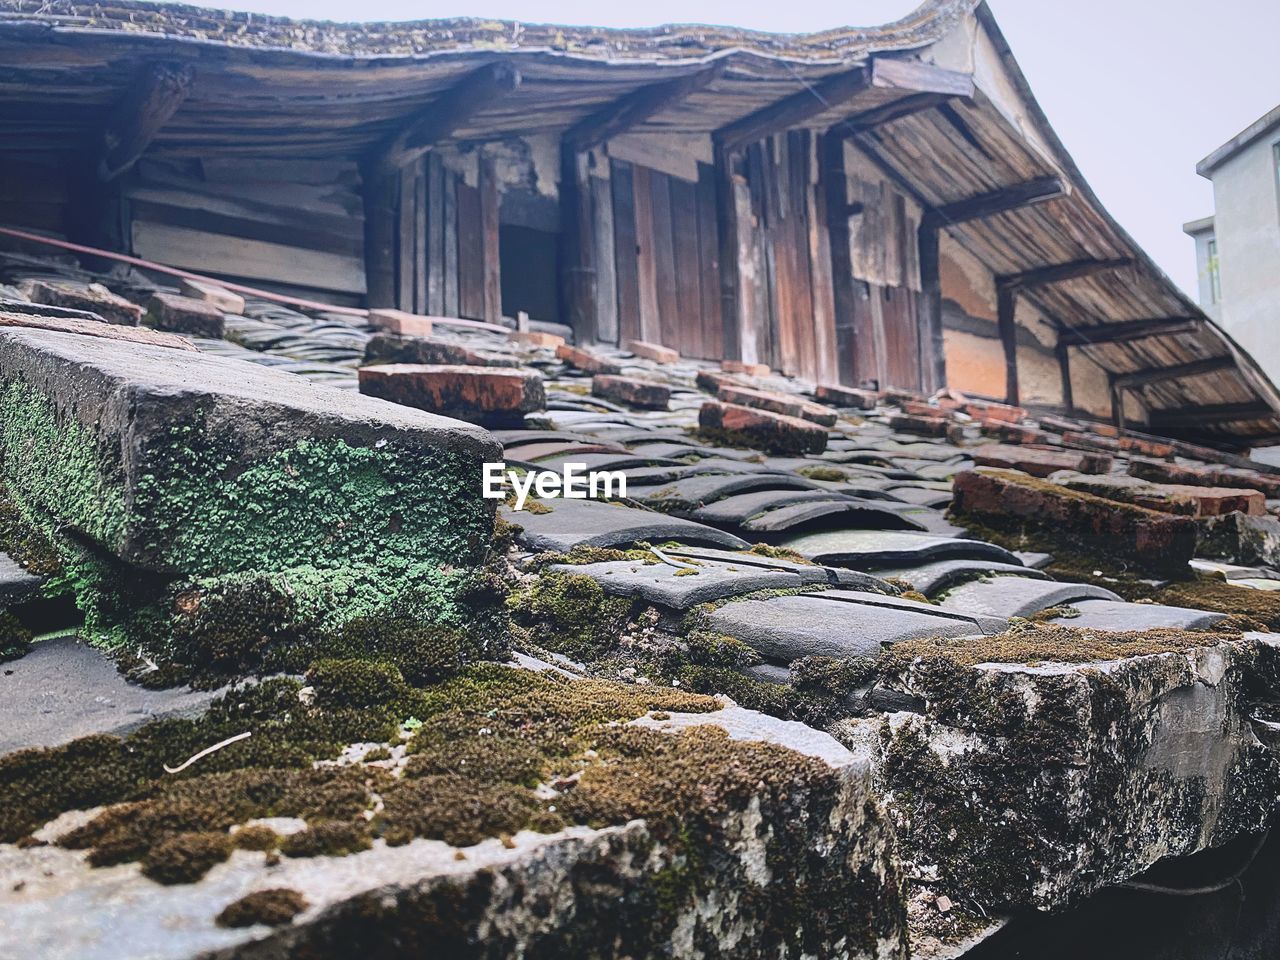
[
  {"xmin": 392, "ymin": 152, "xmax": 500, "ymax": 322},
  {"xmin": 0, "ymin": 158, "xmax": 68, "ymax": 238},
  {"xmin": 728, "ymin": 130, "xmax": 839, "ymax": 384},
  {"xmin": 126, "ymin": 158, "xmax": 366, "ymax": 299},
  {"xmin": 608, "ymin": 157, "xmax": 722, "ymax": 359}
]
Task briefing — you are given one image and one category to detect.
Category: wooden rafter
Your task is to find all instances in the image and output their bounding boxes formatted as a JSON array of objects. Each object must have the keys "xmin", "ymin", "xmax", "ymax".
[
  {"xmin": 1111, "ymin": 355, "xmax": 1236, "ymax": 390},
  {"xmin": 563, "ymin": 64, "xmax": 724, "ymax": 152},
  {"xmin": 1057, "ymin": 317, "xmax": 1199, "ymax": 348},
  {"xmin": 997, "ymin": 257, "xmax": 1132, "ymax": 291},
  {"xmin": 715, "ymin": 66, "xmax": 871, "ymax": 152},
  {"xmin": 1148, "ymin": 401, "xmax": 1276, "ymax": 429},
  {"xmin": 373, "ymin": 62, "xmax": 521, "ymax": 173},
  {"xmin": 97, "ymin": 62, "xmax": 194, "ymax": 181},
  {"xmin": 923, "ymin": 176, "xmax": 1066, "ymax": 229}
]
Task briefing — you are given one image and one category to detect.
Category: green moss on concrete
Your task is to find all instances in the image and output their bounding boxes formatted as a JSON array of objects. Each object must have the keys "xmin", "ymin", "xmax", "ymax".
[
  {"xmin": 0, "ymin": 609, "xmax": 32, "ymax": 661},
  {"xmin": 507, "ymin": 571, "xmax": 633, "ymax": 661}
]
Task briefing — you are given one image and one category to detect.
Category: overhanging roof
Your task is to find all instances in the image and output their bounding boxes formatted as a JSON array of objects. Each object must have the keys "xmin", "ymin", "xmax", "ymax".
[{"xmin": 1, "ymin": 0, "xmax": 1278, "ymax": 445}]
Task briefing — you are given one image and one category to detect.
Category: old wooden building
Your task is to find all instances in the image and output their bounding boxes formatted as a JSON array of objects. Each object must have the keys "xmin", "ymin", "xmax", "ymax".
[{"xmin": 1, "ymin": 0, "xmax": 1278, "ymax": 445}]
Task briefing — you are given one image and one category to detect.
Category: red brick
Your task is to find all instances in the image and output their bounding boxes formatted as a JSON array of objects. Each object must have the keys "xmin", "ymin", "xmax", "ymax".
[
  {"xmin": 901, "ymin": 400, "xmax": 949, "ymax": 418},
  {"xmin": 1059, "ymin": 431, "xmax": 1121, "ymax": 453},
  {"xmin": 1115, "ymin": 435, "xmax": 1175, "ymax": 459},
  {"xmin": 961, "ymin": 399, "xmax": 1028, "ymax": 423},
  {"xmin": 889, "ymin": 413, "xmax": 953, "ymax": 438},
  {"xmin": 952, "ymin": 469, "xmax": 1197, "ymax": 571},
  {"xmin": 367, "ymin": 308, "xmax": 434, "ymax": 338},
  {"xmin": 592, "ymin": 374, "xmax": 670, "ymax": 410},
  {"xmin": 555, "ymin": 344, "xmax": 622, "ymax": 375},
  {"xmin": 814, "ymin": 383, "xmax": 878, "ymax": 410},
  {"xmin": 509, "ymin": 330, "xmax": 565, "ymax": 349},
  {"xmin": 1129, "ymin": 458, "xmax": 1280, "ymax": 499},
  {"xmin": 717, "ymin": 384, "xmax": 837, "ymax": 427},
  {"xmin": 1058, "ymin": 474, "xmax": 1265, "ymax": 517},
  {"xmin": 721, "ymin": 360, "xmax": 770, "ymax": 376},
  {"xmin": 358, "ymin": 363, "xmax": 545, "ymax": 425},
  {"xmin": 697, "ymin": 369, "xmax": 744, "ymax": 393},
  {"xmin": 624, "ymin": 339, "xmax": 678, "ymax": 364},
  {"xmin": 179, "ymin": 278, "xmax": 245, "ymax": 315},
  {"xmin": 366, "ymin": 333, "xmax": 515, "ymax": 368},
  {"xmin": 20, "ymin": 279, "xmax": 142, "ymax": 326},
  {"xmin": 699, "ymin": 401, "xmax": 827, "ymax": 455},
  {"xmin": 145, "ymin": 292, "xmax": 225, "ymax": 339},
  {"xmin": 970, "ymin": 443, "xmax": 1113, "ymax": 477},
  {"xmin": 981, "ymin": 419, "xmax": 1054, "ymax": 445},
  {"xmin": 0, "ymin": 310, "xmax": 195, "ymax": 350}
]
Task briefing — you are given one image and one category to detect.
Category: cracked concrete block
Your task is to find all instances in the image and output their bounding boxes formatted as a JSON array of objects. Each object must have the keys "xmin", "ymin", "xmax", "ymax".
[{"xmin": 843, "ymin": 631, "xmax": 1279, "ymax": 913}]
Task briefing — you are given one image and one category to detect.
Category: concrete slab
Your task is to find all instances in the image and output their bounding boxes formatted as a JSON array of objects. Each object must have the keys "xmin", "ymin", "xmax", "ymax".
[
  {"xmin": 873, "ymin": 559, "xmax": 1045, "ymax": 597},
  {"xmin": 504, "ymin": 497, "xmax": 750, "ymax": 552},
  {"xmin": 778, "ymin": 529, "xmax": 1022, "ymax": 570},
  {"xmin": 0, "ymin": 635, "xmax": 223, "ymax": 753},
  {"xmin": 939, "ymin": 577, "xmax": 1122, "ymax": 619},
  {"xmin": 708, "ymin": 591, "xmax": 997, "ymax": 662},
  {"xmin": 1050, "ymin": 598, "xmax": 1229, "ymax": 631}
]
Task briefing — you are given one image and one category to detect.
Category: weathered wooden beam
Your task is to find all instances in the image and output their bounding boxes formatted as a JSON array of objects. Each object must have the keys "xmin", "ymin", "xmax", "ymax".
[
  {"xmin": 559, "ymin": 149, "xmax": 597, "ymax": 342},
  {"xmin": 1056, "ymin": 340, "xmax": 1074, "ymax": 413},
  {"xmin": 479, "ymin": 151, "xmax": 502, "ymax": 324},
  {"xmin": 564, "ymin": 64, "xmax": 724, "ymax": 152},
  {"xmin": 1148, "ymin": 401, "xmax": 1276, "ymax": 429},
  {"xmin": 917, "ymin": 222, "xmax": 945, "ymax": 392},
  {"xmin": 716, "ymin": 66, "xmax": 871, "ymax": 152},
  {"xmin": 997, "ymin": 286, "xmax": 1019, "ymax": 405},
  {"xmin": 998, "ymin": 257, "xmax": 1132, "ymax": 291},
  {"xmin": 840, "ymin": 92, "xmax": 954, "ymax": 135},
  {"xmin": 1057, "ymin": 317, "xmax": 1199, "ymax": 348},
  {"xmin": 1112, "ymin": 355, "xmax": 1236, "ymax": 389},
  {"xmin": 374, "ymin": 63, "xmax": 521, "ymax": 173},
  {"xmin": 923, "ymin": 176, "xmax": 1066, "ymax": 229},
  {"xmin": 1110, "ymin": 379, "xmax": 1127, "ymax": 435},
  {"xmin": 98, "ymin": 62, "xmax": 194, "ymax": 181}
]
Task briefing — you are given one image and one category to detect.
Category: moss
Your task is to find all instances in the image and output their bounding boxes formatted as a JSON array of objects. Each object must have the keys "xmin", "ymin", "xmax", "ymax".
[
  {"xmin": 141, "ymin": 831, "xmax": 233, "ymax": 884},
  {"xmin": 746, "ymin": 543, "xmax": 816, "ymax": 565},
  {"xmin": 1150, "ymin": 578, "xmax": 1280, "ymax": 630},
  {"xmin": 529, "ymin": 545, "xmax": 656, "ymax": 567},
  {"xmin": 507, "ymin": 572, "xmax": 633, "ymax": 660},
  {"xmin": 798, "ymin": 466, "xmax": 849, "ymax": 482},
  {"xmin": 880, "ymin": 622, "xmax": 1244, "ymax": 673},
  {"xmin": 0, "ymin": 609, "xmax": 32, "ymax": 661},
  {"xmin": 216, "ymin": 888, "xmax": 309, "ymax": 928},
  {"xmin": 1, "ymin": 679, "xmax": 393, "ymax": 844},
  {"xmin": 279, "ymin": 821, "xmax": 372, "ymax": 858},
  {"xmin": 231, "ymin": 825, "xmax": 279, "ymax": 851},
  {"xmin": 307, "ymin": 658, "xmax": 407, "ymax": 709}
]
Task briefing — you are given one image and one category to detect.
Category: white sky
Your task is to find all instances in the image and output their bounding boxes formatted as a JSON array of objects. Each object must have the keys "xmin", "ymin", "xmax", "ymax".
[{"xmin": 172, "ymin": 0, "xmax": 1280, "ymax": 296}]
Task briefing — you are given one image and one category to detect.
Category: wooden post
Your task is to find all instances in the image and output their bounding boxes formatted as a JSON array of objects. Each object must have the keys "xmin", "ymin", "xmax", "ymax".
[
  {"xmin": 820, "ymin": 133, "xmax": 857, "ymax": 386},
  {"xmin": 361, "ymin": 163, "xmax": 398, "ymax": 309},
  {"xmin": 714, "ymin": 144, "xmax": 741, "ymax": 360},
  {"xmin": 1056, "ymin": 341, "xmax": 1074, "ymax": 414},
  {"xmin": 917, "ymin": 221, "xmax": 944, "ymax": 393},
  {"xmin": 479, "ymin": 150, "xmax": 502, "ymax": 324},
  {"xmin": 997, "ymin": 285, "xmax": 1019, "ymax": 406},
  {"xmin": 560, "ymin": 147, "xmax": 598, "ymax": 342},
  {"xmin": 1110, "ymin": 378, "xmax": 1126, "ymax": 436}
]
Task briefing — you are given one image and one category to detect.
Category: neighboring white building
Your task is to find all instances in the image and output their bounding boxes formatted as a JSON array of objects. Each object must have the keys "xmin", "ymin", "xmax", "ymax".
[{"xmin": 1185, "ymin": 105, "xmax": 1280, "ymax": 376}]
